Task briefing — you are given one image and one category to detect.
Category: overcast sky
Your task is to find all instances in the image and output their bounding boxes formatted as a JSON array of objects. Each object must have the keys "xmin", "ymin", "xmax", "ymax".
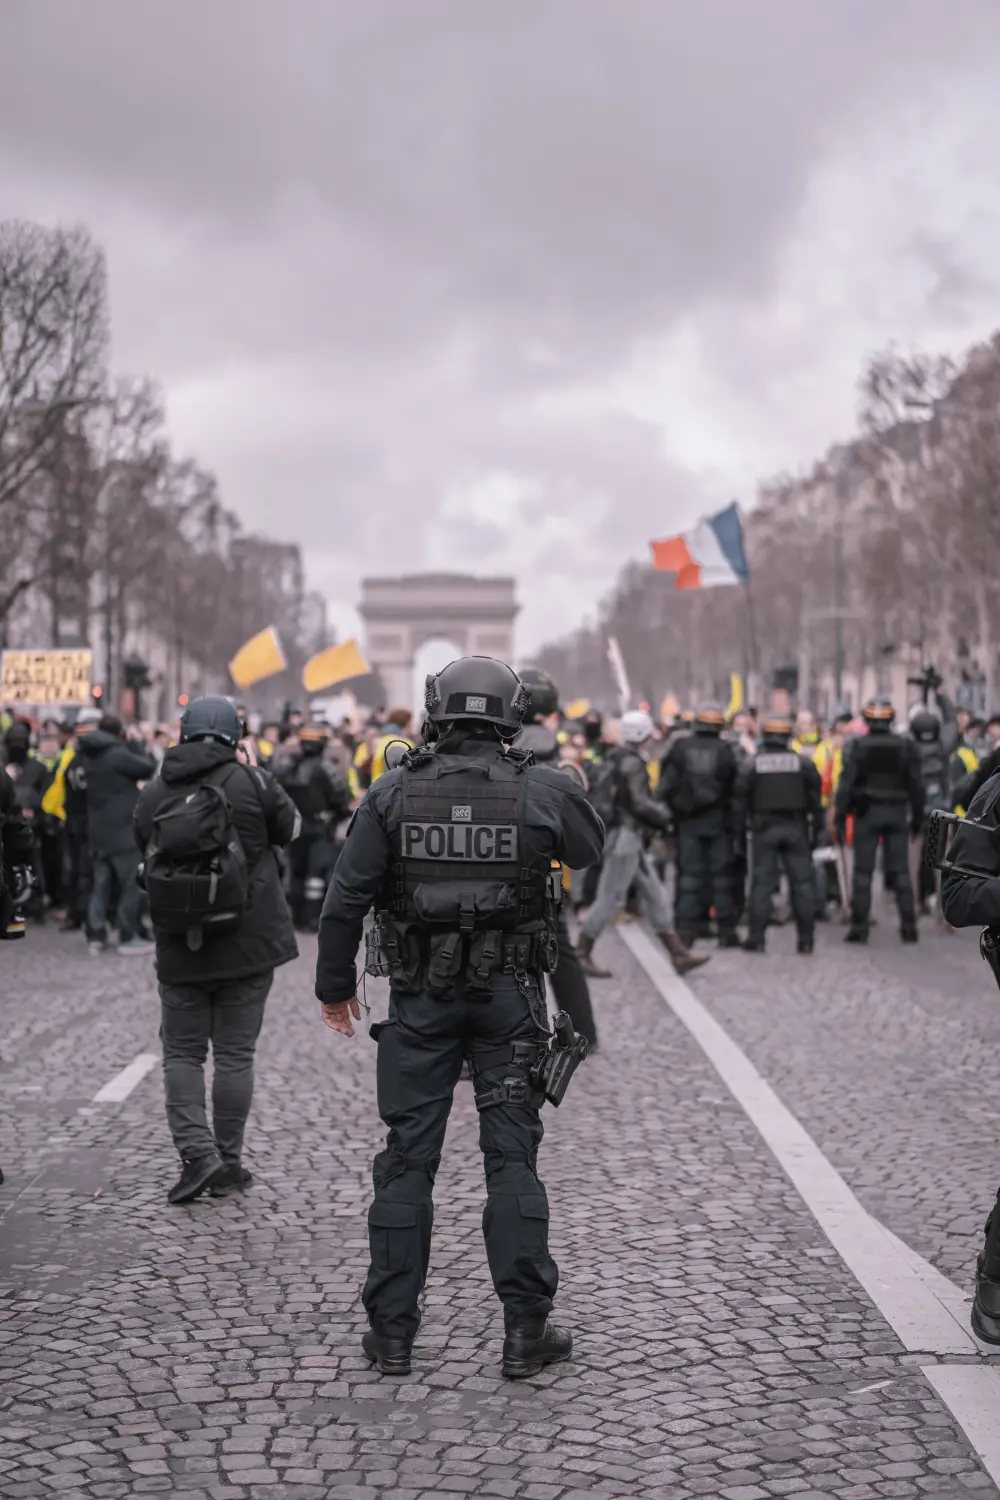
[{"xmin": 2, "ymin": 1, "xmax": 1000, "ymax": 654}]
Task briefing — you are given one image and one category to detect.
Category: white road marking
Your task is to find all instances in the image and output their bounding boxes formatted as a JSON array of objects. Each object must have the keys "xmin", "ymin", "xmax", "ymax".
[
  {"xmin": 92, "ymin": 1052, "xmax": 159, "ymax": 1103},
  {"xmin": 923, "ymin": 1366, "xmax": 1000, "ymax": 1488},
  {"xmin": 618, "ymin": 925, "xmax": 976, "ymax": 1355}
]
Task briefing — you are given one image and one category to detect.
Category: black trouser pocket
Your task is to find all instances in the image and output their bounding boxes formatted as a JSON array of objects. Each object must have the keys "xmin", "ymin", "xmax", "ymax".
[{"xmin": 368, "ymin": 1200, "xmax": 418, "ymax": 1274}]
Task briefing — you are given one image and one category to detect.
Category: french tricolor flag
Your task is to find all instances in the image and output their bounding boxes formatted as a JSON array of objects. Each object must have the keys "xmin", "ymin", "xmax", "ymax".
[{"xmin": 650, "ymin": 502, "xmax": 749, "ymax": 590}]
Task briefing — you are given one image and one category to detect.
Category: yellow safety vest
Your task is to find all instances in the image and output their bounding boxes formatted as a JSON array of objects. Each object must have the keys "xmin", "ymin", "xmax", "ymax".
[
  {"xmin": 41, "ymin": 744, "xmax": 76, "ymax": 821},
  {"xmin": 953, "ymin": 744, "xmax": 979, "ymax": 816}
]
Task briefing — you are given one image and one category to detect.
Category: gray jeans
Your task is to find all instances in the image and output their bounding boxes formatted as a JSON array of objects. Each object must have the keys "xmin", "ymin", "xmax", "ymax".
[
  {"xmin": 580, "ymin": 828, "xmax": 672, "ymax": 940},
  {"xmin": 159, "ymin": 972, "xmax": 272, "ymax": 1166}
]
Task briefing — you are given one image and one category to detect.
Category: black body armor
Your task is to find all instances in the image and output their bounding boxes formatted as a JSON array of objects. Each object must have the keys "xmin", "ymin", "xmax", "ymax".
[
  {"xmin": 664, "ymin": 735, "xmax": 734, "ymax": 818},
  {"xmin": 374, "ymin": 748, "xmax": 558, "ymax": 997},
  {"xmin": 749, "ymin": 750, "xmax": 807, "ymax": 816},
  {"xmin": 854, "ymin": 736, "xmax": 909, "ymax": 802}
]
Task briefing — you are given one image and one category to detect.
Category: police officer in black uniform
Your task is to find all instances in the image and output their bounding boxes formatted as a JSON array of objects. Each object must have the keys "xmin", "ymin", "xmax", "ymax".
[
  {"xmin": 274, "ymin": 724, "xmax": 352, "ymax": 931},
  {"xmin": 658, "ymin": 702, "xmax": 739, "ymax": 946},
  {"xmin": 315, "ymin": 657, "xmax": 604, "ymax": 1380},
  {"xmin": 735, "ymin": 713, "xmax": 823, "ymax": 954},
  {"xmin": 517, "ymin": 667, "xmax": 599, "ymax": 1048},
  {"xmin": 940, "ymin": 768, "xmax": 1000, "ymax": 1341},
  {"xmin": 835, "ymin": 697, "xmax": 924, "ymax": 943},
  {"xmin": 1, "ymin": 761, "xmax": 34, "ymax": 943}
]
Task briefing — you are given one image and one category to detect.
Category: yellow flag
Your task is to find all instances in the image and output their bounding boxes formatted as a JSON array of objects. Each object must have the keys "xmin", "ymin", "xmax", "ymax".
[
  {"xmin": 228, "ymin": 626, "xmax": 286, "ymax": 691},
  {"xmin": 564, "ymin": 697, "xmax": 590, "ymax": 720},
  {"xmin": 302, "ymin": 638, "xmax": 369, "ymax": 695},
  {"xmin": 725, "ymin": 672, "xmax": 744, "ymax": 719}
]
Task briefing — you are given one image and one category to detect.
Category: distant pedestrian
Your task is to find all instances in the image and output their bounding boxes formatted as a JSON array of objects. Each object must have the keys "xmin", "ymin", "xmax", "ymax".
[
  {"xmin": 135, "ymin": 696, "xmax": 300, "ymax": 1205},
  {"xmin": 78, "ymin": 714, "xmax": 156, "ymax": 954}
]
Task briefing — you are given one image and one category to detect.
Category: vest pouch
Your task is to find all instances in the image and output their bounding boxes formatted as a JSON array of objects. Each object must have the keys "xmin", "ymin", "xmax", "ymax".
[
  {"xmin": 379, "ymin": 919, "xmax": 424, "ymax": 989},
  {"xmin": 411, "ymin": 880, "xmax": 517, "ymax": 930},
  {"xmin": 426, "ymin": 931, "xmax": 464, "ymax": 997}
]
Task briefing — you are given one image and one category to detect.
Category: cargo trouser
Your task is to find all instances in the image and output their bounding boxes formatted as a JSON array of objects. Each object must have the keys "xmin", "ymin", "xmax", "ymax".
[
  {"xmin": 674, "ymin": 809, "xmax": 736, "ymax": 936},
  {"xmin": 851, "ymin": 802, "xmax": 915, "ymax": 926},
  {"xmin": 364, "ymin": 974, "xmax": 558, "ymax": 1341},
  {"xmin": 747, "ymin": 820, "xmax": 815, "ymax": 943}
]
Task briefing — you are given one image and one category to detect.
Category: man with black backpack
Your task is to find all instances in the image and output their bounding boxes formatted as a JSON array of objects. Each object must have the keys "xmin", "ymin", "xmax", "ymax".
[{"xmin": 135, "ymin": 697, "xmax": 300, "ymax": 1205}]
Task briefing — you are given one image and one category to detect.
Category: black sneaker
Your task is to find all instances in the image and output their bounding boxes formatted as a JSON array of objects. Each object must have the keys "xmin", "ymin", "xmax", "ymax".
[
  {"xmin": 502, "ymin": 1319, "xmax": 572, "ymax": 1380},
  {"xmin": 361, "ymin": 1328, "xmax": 412, "ymax": 1376},
  {"xmin": 210, "ymin": 1165, "xmax": 253, "ymax": 1198},
  {"xmin": 167, "ymin": 1154, "xmax": 226, "ymax": 1205}
]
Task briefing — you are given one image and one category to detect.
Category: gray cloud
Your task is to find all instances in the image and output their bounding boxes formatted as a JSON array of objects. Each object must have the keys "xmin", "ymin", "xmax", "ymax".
[{"xmin": 1, "ymin": 1, "xmax": 998, "ymax": 650}]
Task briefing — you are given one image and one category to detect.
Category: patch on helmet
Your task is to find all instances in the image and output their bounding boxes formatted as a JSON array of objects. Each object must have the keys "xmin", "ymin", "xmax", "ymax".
[{"xmin": 465, "ymin": 695, "xmax": 487, "ymax": 713}]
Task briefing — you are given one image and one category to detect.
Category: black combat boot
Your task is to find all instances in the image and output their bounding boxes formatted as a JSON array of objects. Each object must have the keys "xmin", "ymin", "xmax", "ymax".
[
  {"xmin": 167, "ymin": 1153, "xmax": 226, "ymax": 1205},
  {"xmin": 742, "ymin": 935, "xmax": 765, "ymax": 953},
  {"xmin": 362, "ymin": 1328, "xmax": 413, "ymax": 1376},
  {"xmin": 844, "ymin": 921, "xmax": 868, "ymax": 944},
  {"xmin": 797, "ymin": 932, "xmax": 814, "ymax": 955},
  {"xmin": 717, "ymin": 927, "xmax": 741, "ymax": 949},
  {"xmin": 973, "ymin": 1204, "xmax": 1000, "ymax": 1344},
  {"xmin": 502, "ymin": 1318, "xmax": 572, "ymax": 1379},
  {"xmin": 575, "ymin": 933, "xmax": 611, "ymax": 979},
  {"xmin": 900, "ymin": 920, "xmax": 919, "ymax": 943}
]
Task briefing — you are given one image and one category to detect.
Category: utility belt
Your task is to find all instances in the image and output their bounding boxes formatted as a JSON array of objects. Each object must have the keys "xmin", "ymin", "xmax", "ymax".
[
  {"xmin": 469, "ymin": 1011, "xmax": 590, "ymax": 1112},
  {"xmin": 365, "ymin": 912, "xmax": 558, "ymax": 998}
]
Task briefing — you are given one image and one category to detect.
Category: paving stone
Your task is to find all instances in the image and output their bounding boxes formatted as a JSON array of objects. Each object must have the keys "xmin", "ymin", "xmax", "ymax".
[{"xmin": 0, "ymin": 926, "xmax": 997, "ymax": 1497}]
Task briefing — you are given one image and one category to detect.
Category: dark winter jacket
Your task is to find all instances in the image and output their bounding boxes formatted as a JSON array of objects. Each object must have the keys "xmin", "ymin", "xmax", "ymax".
[
  {"xmin": 77, "ymin": 729, "xmax": 156, "ymax": 857},
  {"xmin": 134, "ymin": 740, "xmax": 300, "ymax": 984},
  {"xmin": 609, "ymin": 745, "xmax": 673, "ymax": 837}
]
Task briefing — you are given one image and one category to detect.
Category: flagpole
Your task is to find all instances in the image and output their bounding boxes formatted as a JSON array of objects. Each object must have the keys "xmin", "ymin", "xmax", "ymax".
[{"xmin": 743, "ymin": 579, "xmax": 760, "ymax": 709}]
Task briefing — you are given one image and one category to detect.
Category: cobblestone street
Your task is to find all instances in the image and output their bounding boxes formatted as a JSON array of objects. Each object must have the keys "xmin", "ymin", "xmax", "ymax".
[{"xmin": 3, "ymin": 915, "xmax": 1000, "ymax": 1499}]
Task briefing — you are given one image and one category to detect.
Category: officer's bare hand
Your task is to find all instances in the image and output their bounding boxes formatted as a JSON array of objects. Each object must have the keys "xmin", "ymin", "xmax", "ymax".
[{"xmin": 321, "ymin": 998, "xmax": 361, "ymax": 1037}]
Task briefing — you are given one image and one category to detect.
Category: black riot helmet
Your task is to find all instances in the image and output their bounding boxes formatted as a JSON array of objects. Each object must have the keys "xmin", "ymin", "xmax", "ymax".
[
  {"xmin": 299, "ymin": 723, "xmax": 330, "ymax": 757},
  {"xmin": 694, "ymin": 701, "xmax": 725, "ymax": 735},
  {"xmin": 519, "ymin": 666, "xmax": 559, "ymax": 722},
  {"xmin": 862, "ymin": 696, "xmax": 895, "ymax": 733},
  {"xmin": 180, "ymin": 695, "xmax": 242, "ymax": 748},
  {"xmin": 424, "ymin": 656, "xmax": 528, "ymax": 736},
  {"xmin": 761, "ymin": 713, "xmax": 793, "ymax": 745},
  {"xmin": 909, "ymin": 706, "xmax": 942, "ymax": 744}
]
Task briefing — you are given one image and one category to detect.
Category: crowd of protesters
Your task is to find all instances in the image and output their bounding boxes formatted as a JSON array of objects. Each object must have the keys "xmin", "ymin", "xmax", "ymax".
[{"xmin": 3, "ymin": 674, "xmax": 996, "ymax": 956}]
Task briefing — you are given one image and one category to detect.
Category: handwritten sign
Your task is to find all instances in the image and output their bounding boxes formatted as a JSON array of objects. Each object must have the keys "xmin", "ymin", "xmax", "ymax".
[{"xmin": 1, "ymin": 649, "xmax": 93, "ymax": 706}]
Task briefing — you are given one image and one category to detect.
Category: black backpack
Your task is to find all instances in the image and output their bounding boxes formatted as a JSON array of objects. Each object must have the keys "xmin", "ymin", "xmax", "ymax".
[
  {"xmin": 143, "ymin": 765, "xmax": 253, "ymax": 950},
  {"xmin": 586, "ymin": 751, "xmax": 621, "ymax": 831}
]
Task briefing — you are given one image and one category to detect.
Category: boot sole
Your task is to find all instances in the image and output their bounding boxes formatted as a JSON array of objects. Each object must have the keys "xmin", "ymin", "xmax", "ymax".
[
  {"xmin": 364, "ymin": 1349, "xmax": 412, "ymax": 1377},
  {"xmin": 502, "ymin": 1346, "xmax": 572, "ymax": 1380},
  {"xmin": 168, "ymin": 1160, "xmax": 227, "ymax": 1205}
]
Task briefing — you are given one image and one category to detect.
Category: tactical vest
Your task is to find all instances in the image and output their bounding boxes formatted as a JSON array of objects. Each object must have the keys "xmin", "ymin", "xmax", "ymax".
[
  {"xmin": 670, "ymin": 735, "xmax": 729, "ymax": 817},
  {"xmin": 750, "ymin": 749, "xmax": 806, "ymax": 816},
  {"xmin": 376, "ymin": 749, "xmax": 556, "ymax": 997},
  {"xmin": 856, "ymin": 735, "xmax": 908, "ymax": 800},
  {"xmin": 280, "ymin": 753, "xmax": 334, "ymax": 824}
]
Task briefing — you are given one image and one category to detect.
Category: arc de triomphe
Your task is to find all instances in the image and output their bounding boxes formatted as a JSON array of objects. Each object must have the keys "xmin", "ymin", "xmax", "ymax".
[{"xmin": 358, "ymin": 573, "xmax": 519, "ymax": 710}]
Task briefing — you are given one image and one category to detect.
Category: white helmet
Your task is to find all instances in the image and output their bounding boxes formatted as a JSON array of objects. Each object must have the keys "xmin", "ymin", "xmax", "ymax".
[{"xmin": 620, "ymin": 709, "xmax": 655, "ymax": 745}]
